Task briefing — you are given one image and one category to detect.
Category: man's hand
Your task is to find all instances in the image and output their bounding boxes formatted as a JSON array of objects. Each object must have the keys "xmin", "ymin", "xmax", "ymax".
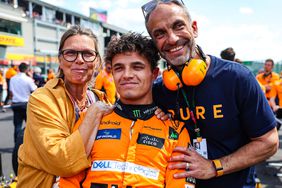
[
  {"xmin": 155, "ymin": 108, "xmax": 171, "ymax": 121},
  {"xmin": 168, "ymin": 146, "xmax": 216, "ymax": 179}
]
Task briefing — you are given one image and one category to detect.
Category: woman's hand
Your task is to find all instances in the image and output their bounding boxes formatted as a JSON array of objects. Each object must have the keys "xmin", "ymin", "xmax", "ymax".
[
  {"xmin": 79, "ymin": 101, "xmax": 114, "ymax": 156},
  {"xmin": 87, "ymin": 101, "xmax": 114, "ymax": 117}
]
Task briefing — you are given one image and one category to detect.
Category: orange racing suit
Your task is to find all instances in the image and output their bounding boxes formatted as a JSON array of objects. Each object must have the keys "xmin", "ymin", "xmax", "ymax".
[
  {"xmin": 58, "ymin": 101, "xmax": 193, "ymax": 188},
  {"xmin": 256, "ymin": 72, "xmax": 279, "ymax": 99}
]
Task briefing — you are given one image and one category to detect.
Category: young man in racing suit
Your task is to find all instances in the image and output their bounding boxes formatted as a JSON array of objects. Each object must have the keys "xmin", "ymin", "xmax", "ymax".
[{"xmin": 56, "ymin": 32, "xmax": 193, "ymax": 188}]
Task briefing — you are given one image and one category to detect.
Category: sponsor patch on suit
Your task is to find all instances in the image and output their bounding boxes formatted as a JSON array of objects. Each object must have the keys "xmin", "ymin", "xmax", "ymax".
[
  {"xmin": 137, "ymin": 133, "xmax": 164, "ymax": 149},
  {"xmin": 96, "ymin": 129, "xmax": 121, "ymax": 140}
]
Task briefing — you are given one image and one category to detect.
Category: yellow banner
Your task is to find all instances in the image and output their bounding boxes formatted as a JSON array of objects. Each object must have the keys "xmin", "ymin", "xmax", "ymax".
[
  {"xmin": 6, "ymin": 53, "xmax": 34, "ymax": 61},
  {"xmin": 36, "ymin": 56, "xmax": 58, "ymax": 63},
  {"xmin": 0, "ymin": 34, "xmax": 24, "ymax": 46},
  {"xmin": 6, "ymin": 53, "xmax": 58, "ymax": 63}
]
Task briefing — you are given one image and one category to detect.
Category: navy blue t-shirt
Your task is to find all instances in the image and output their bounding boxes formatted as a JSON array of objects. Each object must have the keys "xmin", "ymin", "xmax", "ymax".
[{"xmin": 153, "ymin": 56, "xmax": 276, "ymax": 188}]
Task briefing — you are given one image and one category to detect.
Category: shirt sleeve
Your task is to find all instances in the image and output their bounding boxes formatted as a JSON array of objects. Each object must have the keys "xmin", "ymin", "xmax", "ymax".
[
  {"xmin": 9, "ymin": 78, "xmax": 14, "ymax": 92},
  {"xmin": 29, "ymin": 77, "xmax": 37, "ymax": 92},
  {"xmin": 237, "ymin": 71, "xmax": 276, "ymax": 138},
  {"xmin": 26, "ymin": 91, "xmax": 91, "ymax": 177}
]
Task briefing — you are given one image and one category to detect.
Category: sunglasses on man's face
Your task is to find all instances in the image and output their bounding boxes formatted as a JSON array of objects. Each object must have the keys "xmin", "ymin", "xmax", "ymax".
[{"xmin": 141, "ymin": 0, "xmax": 185, "ymax": 18}]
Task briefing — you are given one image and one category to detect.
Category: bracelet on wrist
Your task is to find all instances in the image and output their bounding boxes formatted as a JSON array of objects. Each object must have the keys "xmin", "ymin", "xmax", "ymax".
[{"xmin": 212, "ymin": 159, "xmax": 224, "ymax": 177}]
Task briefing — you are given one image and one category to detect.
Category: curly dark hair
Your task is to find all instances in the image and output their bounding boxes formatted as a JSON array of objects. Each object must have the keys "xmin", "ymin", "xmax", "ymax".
[{"xmin": 105, "ymin": 32, "xmax": 160, "ymax": 70}]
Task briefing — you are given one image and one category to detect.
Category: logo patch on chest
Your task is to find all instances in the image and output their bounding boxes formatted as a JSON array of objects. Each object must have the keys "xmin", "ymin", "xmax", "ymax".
[
  {"xmin": 96, "ymin": 129, "xmax": 121, "ymax": 140},
  {"xmin": 137, "ymin": 133, "xmax": 164, "ymax": 149},
  {"xmin": 169, "ymin": 127, "xmax": 179, "ymax": 140}
]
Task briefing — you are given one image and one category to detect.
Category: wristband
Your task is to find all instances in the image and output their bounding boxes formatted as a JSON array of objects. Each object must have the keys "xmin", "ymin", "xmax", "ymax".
[{"xmin": 212, "ymin": 159, "xmax": 224, "ymax": 177}]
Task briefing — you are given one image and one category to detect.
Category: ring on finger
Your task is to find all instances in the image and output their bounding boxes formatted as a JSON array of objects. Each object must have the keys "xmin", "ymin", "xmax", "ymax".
[{"xmin": 185, "ymin": 162, "xmax": 190, "ymax": 170}]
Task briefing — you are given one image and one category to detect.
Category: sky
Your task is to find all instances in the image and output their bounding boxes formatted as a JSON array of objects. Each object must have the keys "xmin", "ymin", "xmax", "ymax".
[{"xmin": 41, "ymin": 0, "xmax": 282, "ymax": 62}]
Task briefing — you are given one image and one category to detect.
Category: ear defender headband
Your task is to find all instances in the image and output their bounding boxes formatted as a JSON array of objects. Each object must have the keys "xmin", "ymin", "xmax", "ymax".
[{"xmin": 163, "ymin": 45, "xmax": 207, "ymax": 91}]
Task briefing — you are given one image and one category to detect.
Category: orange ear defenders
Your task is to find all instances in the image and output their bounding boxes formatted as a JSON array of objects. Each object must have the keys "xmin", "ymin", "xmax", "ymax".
[{"xmin": 162, "ymin": 45, "xmax": 207, "ymax": 91}]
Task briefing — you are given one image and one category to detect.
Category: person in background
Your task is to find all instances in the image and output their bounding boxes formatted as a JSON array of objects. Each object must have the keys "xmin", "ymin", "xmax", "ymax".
[
  {"xmin": 142, "ymin": 1, "xmax": 278, "ymax": 188},
  {"xmin": 9, "ymin": 62, "xmax": 37, "ymax": 143},
  {"xmin": 270, "ymin": 79, "xmax": 282, "ymax": 112},
  {"xmin": 235, "ymin": 58, "xmax": 243, "ymax": 64},
  {"xmin": 33, "ymin": 67, "xmax": 45, "ymax": 87},
  {"xmin": 4, "ymin": 64, "xmax": 17, "ymax": 105},
  {"xmin": 94, "ymin": 60, "xmax": 117, "ymax": 104},
  {"xmin": 47, "ymin": 68, "xmax": 55, "ymax": 81},
  {"xmin": 220, "ymin": 47, "xmax": 236, "ymax": 61},
  {"xmin": 58, "ymin": 32, "xmax": 192, "ymax": 188},
  {"xmin": 270, "ymin": 78, "xmax": 282, "ymax": 130},
  {"xmin": 256, "ymin": 58, "xmax": 280, "ymax": 110},
  {"xmin": 17, "ymin": 25, "xmax": 113, "ymax": 188},
  {"xmin": 255, "ymin": 68, "xmax": 266, "ymax": 93},
  {"xmin": 220, "ymin": 47, "xmax": 242, "ymax": 64}
]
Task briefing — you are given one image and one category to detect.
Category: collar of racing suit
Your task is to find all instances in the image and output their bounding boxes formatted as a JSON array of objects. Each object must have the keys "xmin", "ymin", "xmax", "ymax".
[{"xmin": 114, "ymin": 100, "xmax": 158, "ymax": 121}]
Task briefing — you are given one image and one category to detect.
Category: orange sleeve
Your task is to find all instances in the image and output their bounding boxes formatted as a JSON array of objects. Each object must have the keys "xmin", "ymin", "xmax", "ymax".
[
  {"xmin": 72, "ymin": 112, "xmax": 86, "ymax": 132},
  {"xmin": 165, "ymin": 124, "xmax": 195, "ymax": 188},
  {"xmin": 57, "ymin": 171, "xmax": 86, "ymax": 188},
  {"xmin": 272, "ymin": 73, "xmax": 280, "ymax": 82},
  {"xmin": 94, "ymin": 71, "xmax": 103, "ymax": 90},
  {"xmin": 256, "ymin": 74, "xmax": 262, "ymax": 83},
  {"xmin": 12, "ymin": 70, "xmax": 17, "ymax": 77},
  {"xmin": 58, "ymin": 113, "xmax": 88, "ymax": 187},
  {"xmin": 268, "ymin": 84, "xmax": 277, "ymax": 98},
  {"xmin": 258, "ymin": 81, "xmax": 266, "ymax": 94}
]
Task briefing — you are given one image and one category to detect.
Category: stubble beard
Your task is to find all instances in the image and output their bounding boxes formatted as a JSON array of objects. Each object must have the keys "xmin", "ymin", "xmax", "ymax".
[{"xmin": 162, "ymin": 41, "xmax": 197, "ymax": 68}]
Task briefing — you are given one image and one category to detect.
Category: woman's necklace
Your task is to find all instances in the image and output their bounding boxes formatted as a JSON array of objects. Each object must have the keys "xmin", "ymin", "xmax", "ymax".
[
  {"xmin": 70, "ymin": 94, "xmax": 89, "ymax": 112},
  {"xmin": 76, "ymin": 98, "xmax": 88, "ymax": 111}
]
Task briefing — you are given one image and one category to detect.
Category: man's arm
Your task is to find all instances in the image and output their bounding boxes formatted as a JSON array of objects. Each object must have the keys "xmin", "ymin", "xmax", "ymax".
[
  {"xmin": 169, "ymin": 127, "xmax": 279, "ymax": 179},
  {"xmin": 220, "ymin": 127, "xmax": 278, "ymax": 175}
]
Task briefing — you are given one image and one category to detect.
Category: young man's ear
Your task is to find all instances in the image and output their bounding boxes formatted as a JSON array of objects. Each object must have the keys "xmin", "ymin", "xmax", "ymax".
[{"xmin": 153, "ymin": 67, "xmax": 160, "ymax": 80}]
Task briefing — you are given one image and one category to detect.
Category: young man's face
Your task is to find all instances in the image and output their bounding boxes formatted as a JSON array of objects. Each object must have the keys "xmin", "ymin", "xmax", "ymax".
[
  {"xmin": 146, "ymin": 3, "xmax": 198, "ymax": 67},
  {"xmin": 112, "ymin": 52, "xmax": 158, "ymax": 105}
]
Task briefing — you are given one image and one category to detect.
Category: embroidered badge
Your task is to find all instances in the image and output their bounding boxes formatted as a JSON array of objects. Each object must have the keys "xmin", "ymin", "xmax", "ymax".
[{"xmin": 137, "ymin": 133, "xmax": 164, "ymax": 149}]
